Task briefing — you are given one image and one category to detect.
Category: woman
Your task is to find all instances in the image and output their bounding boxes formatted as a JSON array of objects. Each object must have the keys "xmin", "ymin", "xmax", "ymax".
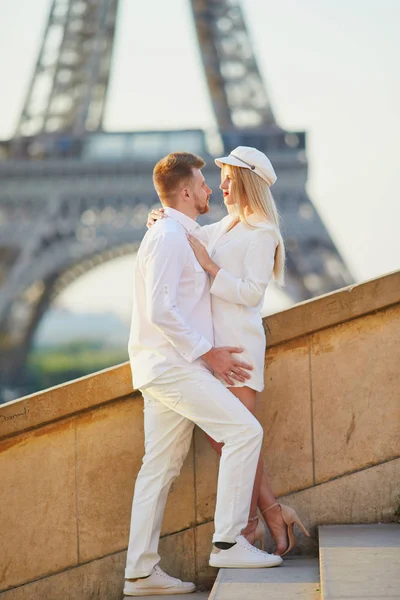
[{"xmin": 148, "ymin": 146, "xmax": 309, "ymax": 556}]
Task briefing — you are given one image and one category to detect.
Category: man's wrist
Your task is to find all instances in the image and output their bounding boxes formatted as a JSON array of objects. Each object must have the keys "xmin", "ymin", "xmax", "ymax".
[{"xmin": 202, "ymin": 347, "xmax": 215, "ymax": 364}]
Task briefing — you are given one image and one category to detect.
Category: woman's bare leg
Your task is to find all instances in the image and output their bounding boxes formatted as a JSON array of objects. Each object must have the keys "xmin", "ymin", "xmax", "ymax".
[
  {"xmin": 256, "ymin": 469, "xmax": 288, "ymax": 555},
  {"xmin": 205, "ymin": 386, "xmax": 288, "ymax": 555}
]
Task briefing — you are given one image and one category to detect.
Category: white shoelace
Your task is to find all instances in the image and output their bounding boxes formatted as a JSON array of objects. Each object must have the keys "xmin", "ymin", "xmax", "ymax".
[
  {"xmin": 154, "ymin": 566, "xmax": 169, "ymax": 578},
  {"xmin": 237, "ymin": 535, "xmax": 268, "ymax": 555},
  {"xmin": 154, "ymin": 565, "xmax": 178, "ymax": 581}
]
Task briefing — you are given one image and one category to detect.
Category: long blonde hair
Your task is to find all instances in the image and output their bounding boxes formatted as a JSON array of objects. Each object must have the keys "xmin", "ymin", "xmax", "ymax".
[{"xmin": 225, "ymin": 164, "xmax": 285, "ymax": 286}]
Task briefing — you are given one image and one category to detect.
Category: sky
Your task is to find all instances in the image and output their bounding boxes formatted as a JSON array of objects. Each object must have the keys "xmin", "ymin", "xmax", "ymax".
[{"xmin": 0, "ymin": 0, "xmax": 399, "ymax": 321}]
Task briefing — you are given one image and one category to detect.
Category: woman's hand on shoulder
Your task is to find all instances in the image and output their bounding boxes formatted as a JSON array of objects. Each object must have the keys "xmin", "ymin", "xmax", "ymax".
[{"xmin": 146, "ymin": 207, "xmax": 166, "ymax": 229}]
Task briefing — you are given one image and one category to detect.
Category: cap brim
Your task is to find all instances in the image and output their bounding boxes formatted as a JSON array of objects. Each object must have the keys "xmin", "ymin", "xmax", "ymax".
[
  {"xmin": 214, "ymin": 155, "xmax": 250, "ymax": 169},
  {"xmin": 215, "ymin": 154, "xmax": 277, "ymax": 186}
]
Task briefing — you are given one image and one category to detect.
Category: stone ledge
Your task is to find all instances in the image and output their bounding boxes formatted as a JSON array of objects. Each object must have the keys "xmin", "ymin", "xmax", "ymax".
[
  {"xmin": 264, "ymin": 269, "xmax": 400, "ymax": 347},
  {"xmin": 0, "ymin": 362, "xmax": 138, "ymax": 441}
]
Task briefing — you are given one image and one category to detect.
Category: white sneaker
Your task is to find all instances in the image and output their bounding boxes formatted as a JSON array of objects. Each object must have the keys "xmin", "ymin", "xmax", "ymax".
[
  {"xmin": 209, "ymin": 535, "xmax": 283, "ymax": 569},
  {"xmin": 123, "ymin": 565, "xmax": 196, "ymax": 596}
]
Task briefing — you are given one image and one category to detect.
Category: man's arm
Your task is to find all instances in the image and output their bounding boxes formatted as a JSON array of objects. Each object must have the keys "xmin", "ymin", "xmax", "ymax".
[
  {"xmin": 146, "ymin": 209, "xmax": 232, "ymax": 249},
  {"xmin": 145, "ymin": 231, "xmax": 212, "ymax": 362}
]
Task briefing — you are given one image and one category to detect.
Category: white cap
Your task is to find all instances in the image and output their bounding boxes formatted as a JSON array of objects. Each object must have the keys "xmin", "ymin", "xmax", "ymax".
[{"xmin": 215, "ymin": 146, "xmax": 277, "ymax": 186}]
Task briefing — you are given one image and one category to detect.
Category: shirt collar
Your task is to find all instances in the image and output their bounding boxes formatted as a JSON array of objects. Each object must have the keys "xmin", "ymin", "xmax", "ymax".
[{"xmin": 163, "ymin": 207, "xmax": 200, "ymax": 233}]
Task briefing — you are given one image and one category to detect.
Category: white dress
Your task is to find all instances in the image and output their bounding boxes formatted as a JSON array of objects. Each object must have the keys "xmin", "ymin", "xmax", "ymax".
[{"xmin": 197, "ymin": 213, "xmax": 278, "ymax": 392}]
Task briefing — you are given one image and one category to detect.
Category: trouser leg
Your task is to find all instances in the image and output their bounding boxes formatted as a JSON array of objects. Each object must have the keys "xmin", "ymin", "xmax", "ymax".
[
  {"xmin": 125, "ymin": 392, "xmax": 194, "ymax": 579},
  {"xmin": 143, "ymin": 367, "xmax": 263, "ymax": 544}
]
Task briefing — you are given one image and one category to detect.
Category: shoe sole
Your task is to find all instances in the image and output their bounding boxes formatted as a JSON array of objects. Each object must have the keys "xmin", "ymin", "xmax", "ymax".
[
  {"xmin": 123, "ymin": 584, "xmax": 196, "ymax": 596},
  {"xmin": 209, "ymin": 558, "xmax": 282, "ymax": 569}
]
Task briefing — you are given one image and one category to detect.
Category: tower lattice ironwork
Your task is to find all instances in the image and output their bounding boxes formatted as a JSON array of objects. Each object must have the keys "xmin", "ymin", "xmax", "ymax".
[
  {"xmin": 16, "ymin": 0, "xmax": 119, "ymax": 138},
  {"xmin": 0, "ymin": 0, "xmax": 353, "ymax": 400},
  {"xmin": 190, "ymin": 0, "xmax": 276, "ymax": 130}
]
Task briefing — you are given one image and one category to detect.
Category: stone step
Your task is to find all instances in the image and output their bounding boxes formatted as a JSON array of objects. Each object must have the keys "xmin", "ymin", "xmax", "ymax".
[
  {"xmin": 208, "ymin": 557, "xmax": 320, "ymax": 600},
  {"xmin": 124, "ymin": 592, "xmax": 209, "ymax": 600},
  {"xmin": 319, "ymin": 524, "xmax": 400, "ymax": 600}
]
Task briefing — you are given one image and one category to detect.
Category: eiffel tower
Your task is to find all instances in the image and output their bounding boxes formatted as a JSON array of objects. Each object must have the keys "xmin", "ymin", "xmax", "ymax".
[{"xmin": 0, "ymin": 0, "xmax": 352, "ymax": 400}]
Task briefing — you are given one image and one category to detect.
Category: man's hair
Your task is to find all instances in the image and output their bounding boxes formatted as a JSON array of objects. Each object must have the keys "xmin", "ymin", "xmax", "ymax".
[{"xmin": 153, "ymin": 152, "xmax": 205, "ymax": 203}]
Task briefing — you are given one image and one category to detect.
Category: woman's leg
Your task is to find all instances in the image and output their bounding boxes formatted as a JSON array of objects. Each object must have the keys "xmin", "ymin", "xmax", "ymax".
[{"xmin": 205, "ymin": 386, "xmax": 288, "ymax": 555}]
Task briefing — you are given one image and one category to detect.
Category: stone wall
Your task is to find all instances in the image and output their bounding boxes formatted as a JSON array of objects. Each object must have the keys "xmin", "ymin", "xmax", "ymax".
[{"xmin": 1, "ymin": 270, "xmax": 399, "ymax": 598}]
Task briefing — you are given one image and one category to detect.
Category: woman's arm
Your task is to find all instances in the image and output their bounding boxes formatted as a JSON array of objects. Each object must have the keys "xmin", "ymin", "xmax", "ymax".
[
  {"xmin": 146, "ymin": 209, "xmax": 231, "ymax": 248},
  {"xmin": 209, "ymin": 229, "xmax": 278, "ymax": 308}
]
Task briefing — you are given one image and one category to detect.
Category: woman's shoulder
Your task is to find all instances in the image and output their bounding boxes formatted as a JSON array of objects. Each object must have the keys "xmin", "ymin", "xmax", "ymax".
[
  {"xmin": 220, "ymin": 213, "xmax": 236, "ymax": 227},
  {"xmin": 246, "ymin": 216, "xmax": 278, "ymax": 235},
  {"xmin": 248, "ymin": 221, "xmax": 280, "ymax": 248}
]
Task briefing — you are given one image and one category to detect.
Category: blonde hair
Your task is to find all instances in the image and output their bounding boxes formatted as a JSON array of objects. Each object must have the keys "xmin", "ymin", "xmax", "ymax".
[{"xmin": 224, "ymin": 164, "xmax": 285, "ymax": 286}]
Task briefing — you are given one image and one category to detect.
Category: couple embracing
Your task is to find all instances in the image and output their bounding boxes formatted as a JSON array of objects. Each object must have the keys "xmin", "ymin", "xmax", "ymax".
[{"xmin": 123, "ymin": 146, "xmax": 310, "ymax": 596}]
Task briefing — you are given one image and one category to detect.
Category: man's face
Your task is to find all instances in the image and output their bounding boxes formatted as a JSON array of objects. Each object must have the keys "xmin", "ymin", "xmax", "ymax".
[{"xmin": 188, "ymin": 168, "xmax": 212, "ymax": 215}]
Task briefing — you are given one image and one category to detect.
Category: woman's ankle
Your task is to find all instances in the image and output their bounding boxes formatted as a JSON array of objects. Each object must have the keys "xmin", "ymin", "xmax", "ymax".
[
  {"xmin": 260, "ymin": 502, "xmax": 280, "ymax": 519},
  {"xmin": 241, "ymin": 514, "xmax": 258, "ymax": 534}
]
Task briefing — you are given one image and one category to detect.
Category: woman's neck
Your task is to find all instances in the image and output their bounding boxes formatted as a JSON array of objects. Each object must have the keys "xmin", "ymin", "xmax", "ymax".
[{"xmin": 227, "ymin": 205, "xmax": 253, "ymax": 218}]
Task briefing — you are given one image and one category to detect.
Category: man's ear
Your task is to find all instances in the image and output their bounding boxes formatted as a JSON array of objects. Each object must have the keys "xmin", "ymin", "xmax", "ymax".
[{"xmin": 180, "ymin": 187, "xmax": 190, "ymax": 202}]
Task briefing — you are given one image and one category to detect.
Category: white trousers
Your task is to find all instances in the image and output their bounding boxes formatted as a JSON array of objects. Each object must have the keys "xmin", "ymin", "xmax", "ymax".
[{"xmin": 125, "ymin": 365, "xmax": 263, "ymax": 579}]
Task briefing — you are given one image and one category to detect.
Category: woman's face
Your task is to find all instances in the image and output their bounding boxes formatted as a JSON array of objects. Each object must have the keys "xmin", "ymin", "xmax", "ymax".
[{"xmin": 220, "ymin": 166, "xmax": 235, "ymax": 206}]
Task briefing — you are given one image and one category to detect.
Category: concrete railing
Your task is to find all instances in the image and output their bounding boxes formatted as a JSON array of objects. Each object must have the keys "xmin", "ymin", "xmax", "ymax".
[{"xmin": 1, "ymin": 270, "xmax": 399, "ymax": 599}]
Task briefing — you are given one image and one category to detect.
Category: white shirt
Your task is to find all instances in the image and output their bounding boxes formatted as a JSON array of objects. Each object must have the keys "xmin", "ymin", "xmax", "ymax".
[{"xmin": 128, "ymin": 207, "xmax": 214, "ymax": 389}]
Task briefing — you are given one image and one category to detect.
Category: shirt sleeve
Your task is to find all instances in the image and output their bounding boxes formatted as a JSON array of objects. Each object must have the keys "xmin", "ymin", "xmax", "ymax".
[
  {"xmin": 144, "ymin": 232, "xmax": 212, "ymax": 362},
  {"xmin": 210, "ymin": 229, "xmax": 278, "ymax": 308}
]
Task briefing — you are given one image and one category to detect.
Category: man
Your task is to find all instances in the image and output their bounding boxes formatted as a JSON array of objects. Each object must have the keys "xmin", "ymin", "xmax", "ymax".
[{"xmin": 124, "ymin": 152, "xmax": 282, "ymax": 597}]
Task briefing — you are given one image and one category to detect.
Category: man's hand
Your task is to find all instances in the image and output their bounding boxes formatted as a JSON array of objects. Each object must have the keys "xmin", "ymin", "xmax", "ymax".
[{"xmin": 202, "ymin": 347, "xmax": 253, "ymax": 386}]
